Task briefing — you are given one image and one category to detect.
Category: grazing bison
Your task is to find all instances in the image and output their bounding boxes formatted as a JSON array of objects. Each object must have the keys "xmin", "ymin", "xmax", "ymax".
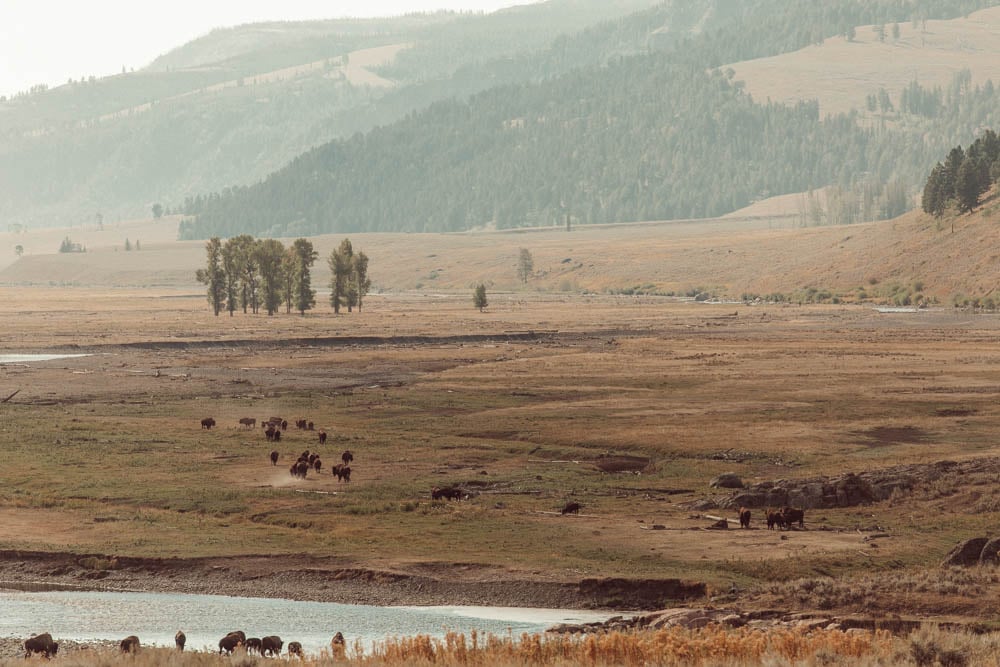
[
  {"xmin": 739, "ymin": 507, "xmax": 751, "ymax": 529},
  {"xmin": 219, "ymin": 631, "xmax": 245, "ymax": 654},
  {"xmin": 24, "ymin": 633, "xmax": 58, "ymax": 658},
  {"xmin": 201, "ymin": 417, "xmax": 216, "ymax": 429},
  {"xmin": 560, "ymin": 501, "xmax": 582, "ymax": 514},
  {"xmin": 766, "ymin": 509, "xmax": 786, "ymax": 531},
  {"xmin": 175, "ymin": 631, "xmax": 186, "ymax": 651},
  {"xmin": 270, "ymin": 450, "xmax": 279, "ymax": 466},
  {"xmin": 318, "ymin": 430, "xmax": 327, "ymax": 445},
  {"xmin": 782, "ymin": 506, "xmax": 805, "ymax": 529},
  {"xmin": 288, "ymin": 641, "xmax": 304, "ymax": 658},
  {"xmin": 119, "ymin": 635, "xmax": 140, "ymax": 654},
  {"xmin": 341, "ymin": 450, "xmax": 354, "ymax": 466},
  {"xmin": 245, "ymin": 637, "xmax": 263, "ymax": 655},
  {"xmin": 239, "ymin": 417, "xmax": 256, "ymax": 429},
  {"xmin": 261, "ymin": 635, "xmax": 284, "ymax": 657},
  {"xmin": 432, "ymin": 486, "xmax": 465, "ymax": 501}
]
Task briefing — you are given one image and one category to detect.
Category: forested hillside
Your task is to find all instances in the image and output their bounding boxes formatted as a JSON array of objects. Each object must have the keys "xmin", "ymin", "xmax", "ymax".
[
  {"xmin": 180, "ymin": 0, "xmax": 1000, "ymax": 238},
  {"xmin": 0, "ymin": 0, "xmax": 660, "ymax": 228}
]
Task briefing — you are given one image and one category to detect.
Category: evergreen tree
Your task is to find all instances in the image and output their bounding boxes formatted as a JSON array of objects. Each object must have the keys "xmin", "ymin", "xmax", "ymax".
[{"xmin": 955, "ymin": 157, "xmax": 983, "ymax": 213}]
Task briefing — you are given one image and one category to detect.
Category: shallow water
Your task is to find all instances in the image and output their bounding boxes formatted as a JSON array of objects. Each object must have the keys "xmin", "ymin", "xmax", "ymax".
[
  {"xmin": 0, "ymin": 353, "xmax": 90, "ymax": 364},
  {"xmin": 0, "ymin": 590, "xmax": 615, "ymax": 654}
]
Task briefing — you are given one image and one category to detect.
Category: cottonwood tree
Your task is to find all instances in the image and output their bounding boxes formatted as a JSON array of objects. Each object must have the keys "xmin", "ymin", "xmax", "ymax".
[
  {"xmin": 291, "ymin": 238, "xmax": 318, "ymax": 315},
  {"xmin": 256, "ymin": 238, "xmax": 287, "ymax": 316},
  {"xmin": 517, "ymin": 248, "xmax": 534, "ymax": 283},
  {"xmin": 221, "ymin": 237, "xmax": 242, "ymax": 316},
  {"xmin": 352, "ymin": 251, "xmax": 371, "ymax": 312},
  {"xmin": 195, "ymin": 237, "xmax": 225, "ymax": 316},
  {"xmin": 473, "ymin": 284, "xmax": 488, "ymax": 311},
  {"xmin": 328, "ymin": 238, "xmax": 354, "ymax": 314}
]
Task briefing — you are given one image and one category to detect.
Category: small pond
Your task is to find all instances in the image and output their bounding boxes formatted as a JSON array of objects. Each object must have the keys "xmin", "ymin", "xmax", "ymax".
[{"xmin": 0, "ymin": 589, "xmax": 616, "ymax": 655}]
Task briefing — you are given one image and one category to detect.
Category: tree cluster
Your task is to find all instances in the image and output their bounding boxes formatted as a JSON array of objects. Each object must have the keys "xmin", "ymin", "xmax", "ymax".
[
  {"xmin": 326, "ymin": 238, "xmax": 371, "ymax": 314},
  {"xmin": 196, "ymin": 235, "xmax": 319, "ymax": 317},
  {"xmin": 921, "ymin": 129, "xmax": 1000, "ymax": 218}
]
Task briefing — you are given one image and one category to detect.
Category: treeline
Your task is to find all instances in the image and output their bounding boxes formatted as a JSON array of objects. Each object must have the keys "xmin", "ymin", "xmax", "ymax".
[
  {"xmin": 177, "ymin": 0, "xmax": 1000, "ymax": 239},
  {"xmin": 196, "ymin": 236, "xmax": 370, "ymax": 316},
  {"xmin": 921, "ymin": 129, "xmax": 1000, "ymax": 217}
]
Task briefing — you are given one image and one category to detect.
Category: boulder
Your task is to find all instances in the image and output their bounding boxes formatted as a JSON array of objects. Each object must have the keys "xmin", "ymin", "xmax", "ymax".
[
  {"xmin": 710, "ymin": 473, "xmax": 744, "ymax": 489},
  {"xmin": 941, "ymin": 537, "xmax": 989, "ymax": 567},
  {"xmin": 979, "ymin": 537, "xmax": 1000, "ymax": 565}
]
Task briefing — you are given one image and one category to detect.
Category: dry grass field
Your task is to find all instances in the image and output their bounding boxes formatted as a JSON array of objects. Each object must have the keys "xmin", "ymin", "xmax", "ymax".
[{"xmin": 728, "ymin": 6, "xmax": 1000, "ymax": 118}]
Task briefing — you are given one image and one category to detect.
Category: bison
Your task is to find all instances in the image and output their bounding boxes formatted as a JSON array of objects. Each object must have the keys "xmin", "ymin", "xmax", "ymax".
[
  {"xmin": 307, "ymin": 421, "xmax": 314, "ymax": 431},
  {"xmin": 200, "ymin": 417, "xmax": 216, "ymax": 429},
  {"xmin": 219, "ymin": 631, "xmax": 245, "ymax": 654},
  {"xmin": 560, "ymin": 501, "xmax": 582, "ymax": 514},
  {"xmin": 334, "ymin": 465, "xmax": 351, "ymax": 482},
  {"xmin": 119, "ymin": 635, "xmax": 140, "ymax": 654},
  {"xmin": 432, "ymin": 486, "xmax": 465, "ymax": 500},
  {"xmin": 245, "ymin": 637, "xmax": 263, "ymax": 655},
  {"xmin": 281, "ymin": 420, "xmax": 288, "ymax": 430},
  {"xmin": 175, "ymin": 631, "xmax": 186, "ymax": 651},
  {"xmin": 318, "ymin": 430, "xmax": 327, "ymax": 445},
  {"xmin": 265, "ymin": 425, "xmax": 277, "ymax": 441},
  {"xmin": 313, "ymin": 458, "xmax": 322, "ymax": 473},
  {"xmin": 261, "ymin": 635, "xmax": 284, "ymax": 657},
  {"xmin": 782, "ymin": 506, "xmax": 805, "ymax": 529},
  {"xmin": 341, "ymin": 450, "xmax": 354, "ymax": 466},
  {"xmin": 239, "ymin": 417, "xmax": 256, "ymax": 429},
  {"xmin": 766, "ymin": 509, "xmax": 786, "ymax": 531},
  {"xmin": 739, "ymin": 507, "xmax": 751, "ymax": 529},
  {"xmin": 288, "ymin": 641, "xmax": 304, "ymax": 658},
  {"xmin": 270, "ymin": 450, "xmax": 279, "ymax": 466},
  {"xmin": 24, "ymin": 633, "xmax": 58, "ymax": 658}
]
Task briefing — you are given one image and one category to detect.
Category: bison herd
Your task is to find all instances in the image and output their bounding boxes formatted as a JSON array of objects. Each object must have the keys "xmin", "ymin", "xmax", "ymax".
[
  {"xmin": 286, "ymin": 448, "xmax": 354, "ymax": 482},
  {"xmin": 735, "ymin": 506, "xmax": 806, "ymax": 531},
  {"xmin": 24, "ymin": 629, "xmax": 342, "ymax": 659}
]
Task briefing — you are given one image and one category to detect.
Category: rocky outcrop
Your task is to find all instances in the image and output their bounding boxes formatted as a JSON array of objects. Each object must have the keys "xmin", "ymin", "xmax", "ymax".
[
  {"xmin": 721, "ymin": 458, "xmax": 1000, "ymax": 510},
  {"xmin": 710, "ymin": 473, "xmax": 744, "ymax": 489},
  {"xmin": 942, "ymin": 538, "xmax": 990, "ymax": 567}
]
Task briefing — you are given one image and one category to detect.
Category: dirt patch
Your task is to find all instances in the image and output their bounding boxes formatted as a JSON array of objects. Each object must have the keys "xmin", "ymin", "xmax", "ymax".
[
  {"xmin": 592, "ymin": 455, "xmax": 651, "ymax": 473},
  {"xmin": 853, "ymin": 425, "xmax": 928, "ymax": 446}
]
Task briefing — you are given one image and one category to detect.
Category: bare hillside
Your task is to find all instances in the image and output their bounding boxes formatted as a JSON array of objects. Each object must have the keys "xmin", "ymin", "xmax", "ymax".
[{"xmin": 728, "ymin": 6, "xmax": 1000, "ymax": 117}]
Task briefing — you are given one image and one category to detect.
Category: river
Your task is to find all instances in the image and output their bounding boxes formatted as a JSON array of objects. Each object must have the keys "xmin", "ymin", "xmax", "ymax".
[{"xmin": 0, "ymin": 589, "xmax": 616, "ymax": 654}]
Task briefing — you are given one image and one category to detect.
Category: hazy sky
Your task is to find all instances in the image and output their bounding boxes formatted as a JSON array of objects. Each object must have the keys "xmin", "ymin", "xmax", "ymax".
[{"xmin": 0, "ymin": 1, "xmax": 539, "ymax": 98}]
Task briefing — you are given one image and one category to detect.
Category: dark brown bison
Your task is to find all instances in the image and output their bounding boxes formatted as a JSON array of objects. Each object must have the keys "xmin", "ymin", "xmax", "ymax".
[
  {"xmin": 274, "ymin": 429, "xmax": 282, "ymax": 442},
  {"xmin": 270, "ymin": 450, "xmax": 279, "ymax": 466},
  {"xmin": 333, "ymin": 465, "xmax": 351, "ymax": 482},
  {"xmin": 24, "ymin": 633, "xmax": 58, "ymax": 658},
  {"xmin": 782, "ymin": 506, "xmax": 805, "ymax": 529},
  {"xmin": 219, "ymin": 631, "xmax": 245, "ymax": 654},
  {"xmin": 295, "ymin": 460, "xmax": 309, "ymax": 478},
  {"xmin": 288, "ymin": 641, "xmax": 304, "ymax": 658},
  {"xmin": 308, "ymin": 453, "xmax": 318, "ymax": 466},
  {"xmin": 560, "ymin": 501, "xmax": 582, "ymax": 514},
  {"xmin": 766, "ymin": 509, "xmax": 786, "ymax": 530},
  {"xmin": 239, "ymin": 417, "xmax": 256, "ymax": 429},
  {"xmin": 201, "ymin": 417, "xmax": 216, "ymax": 429},
  {"xmin": 119, "ymin": 635, "xmax": 140, "ymax": 653},
  {"xmin": 318, "ymin": 430, "xmax": 327, "ymax": 445},
  {"xmin": 281, "ymin": 420, "xmax": 288, "ymax": 430},
  {"xmin": 296, "ymin": 419, "xmax": 307, "ymax": 429},
  {"xmin": 261, "ymin": 635, "xmax": 284, "ymax": 657},
  {"xmin": 307, "ymin": 421, "xmax": 314, "ymax": 431},
  {"xmin": 265, "ymin": 425, "xmax": 277, "ymax": 441},
  {"xmin": 432, "ymin": 486, "xmax": 464, "ymax": 500},
  {"xmin": 341, "ymin": 450, "xmax": 354, "ymax": 466},
  {"xmin": 313, "ymin": 458, "xmax": 322, "ymax": 473},
  {"xmin": 175, "ymin": 631, "xmax": 186, "ymax": 651},
  {"xmin": 739, "ymin": 507, "xmax": 751, "ymax": 529},
  {"xmin": 245, "ymin": 637, "xmax": 263, "ymax": 655}
]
